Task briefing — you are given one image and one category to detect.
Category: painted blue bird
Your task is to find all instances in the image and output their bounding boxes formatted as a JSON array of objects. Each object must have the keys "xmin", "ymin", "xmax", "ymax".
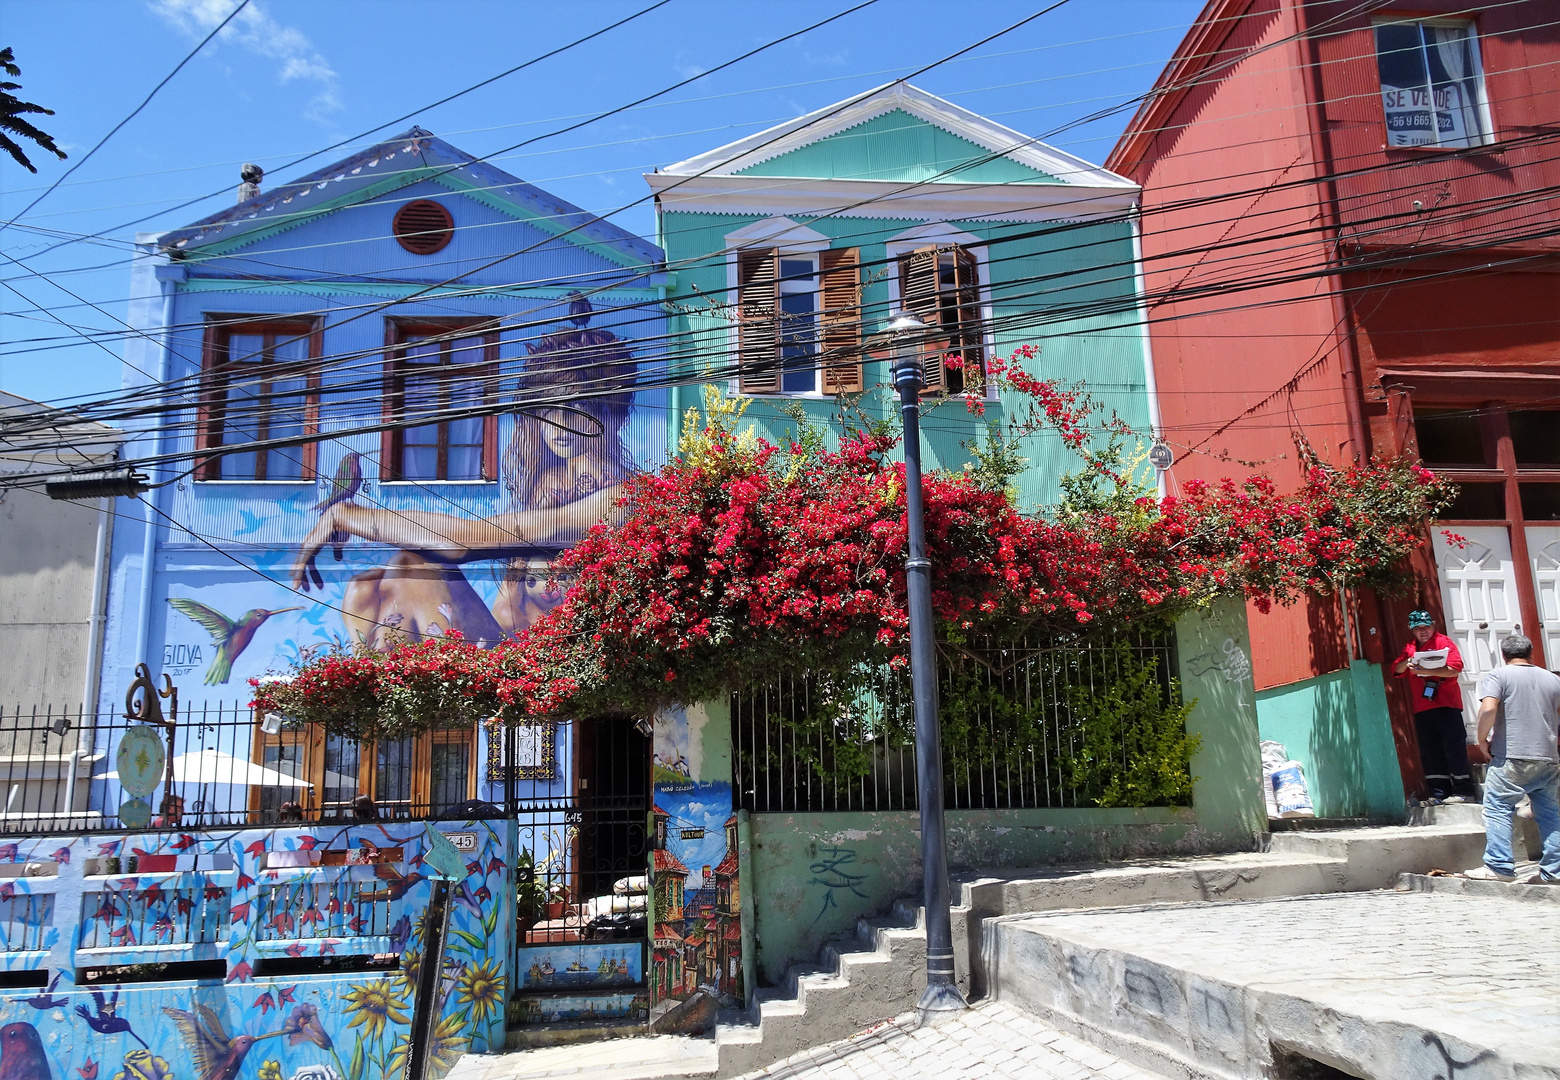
[
  {"xmin": 74, "ymin": 990, "xmax": 148, "ymax": 1049},
  {"xmin": 10, "ymin": 972, "xmax": 66, "ymax": 1012},
  {"xmin": 0, "ymin": 1021, "xmax": 50, "ymax": 1080}
]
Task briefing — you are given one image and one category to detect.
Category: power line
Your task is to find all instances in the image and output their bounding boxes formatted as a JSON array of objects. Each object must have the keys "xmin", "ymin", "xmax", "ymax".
[{"xmin": 0, "ymin": 0, "xmax": 253, "ymax": 238}]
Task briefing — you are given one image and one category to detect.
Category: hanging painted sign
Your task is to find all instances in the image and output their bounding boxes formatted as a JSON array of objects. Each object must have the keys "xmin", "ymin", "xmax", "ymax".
[{"xmin": 116, "ymin": 726, "xmax": 166, "ymax": 799}]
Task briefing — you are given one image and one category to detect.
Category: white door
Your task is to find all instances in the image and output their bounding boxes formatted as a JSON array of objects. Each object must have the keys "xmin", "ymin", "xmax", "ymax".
[
  {"xmin": 1527, "ymin": 525, "xmax": 1560, "ymax": 669},
  {"xmin": 1433, "ymin": 526, "xmax": 1521, "ymax": 733}
]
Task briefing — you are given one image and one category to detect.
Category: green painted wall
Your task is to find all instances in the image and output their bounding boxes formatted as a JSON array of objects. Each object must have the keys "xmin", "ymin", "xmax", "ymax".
[
  {"xmin": 747, "ymin": 805, "xmax": 1195, "ymax": 985},
  {"xmin": 1254, "ymin": 660, "xmax": 1406, "ymax": 821},
  {"xmin": 735, "ymin": 110, "xmax": 1059, "ymax": 185},
  {"xmin": 1174, "ymin": 598, "xmax": 1267, "ymax": 850},
  {"xmin": 661, "ymin": 211, "xmax": 1152, "ymax": 513},
  {"xmin": 737, "ymin": 600, "xmax": 1269, "ymax": 985}
]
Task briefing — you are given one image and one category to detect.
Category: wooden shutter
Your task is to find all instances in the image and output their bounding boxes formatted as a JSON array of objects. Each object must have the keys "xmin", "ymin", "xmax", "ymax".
[
  {"xmin": 949, "ymin": 247, "xmax": 983, "ymax": 393},
  {"xmin": 736, "ymin": 248, "xmax": 781, "ymax": 394},
  {"xmin": 898, "ymin": 246, "xmax": 948, "ymax": 394},
  {"xmin": 196, "ymin": 323, "xmax": 223, "ymax": 480},
  {"xmin": 381, "ymin": 320, "xmax": 398, "ymax": 481},
  {"xmin": 819, "ymin": 247, "xmax": 863, "ymax": 394}
]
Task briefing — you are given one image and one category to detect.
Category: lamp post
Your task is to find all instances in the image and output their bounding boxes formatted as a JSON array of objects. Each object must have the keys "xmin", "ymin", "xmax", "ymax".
[{"xmin": 885, "ymin": 313, "xmax": 968, "ymax": 1023}]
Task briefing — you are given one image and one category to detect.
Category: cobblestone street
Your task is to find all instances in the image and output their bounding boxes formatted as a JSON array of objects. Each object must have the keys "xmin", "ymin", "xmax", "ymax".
[{"xmin": 738, "ymin": 1003, "xmax": 1163, "ymax": 1080}]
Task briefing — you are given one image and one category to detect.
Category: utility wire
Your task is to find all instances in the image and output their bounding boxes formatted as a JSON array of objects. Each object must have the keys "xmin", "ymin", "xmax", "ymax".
[{"xmin": 0, "ymin": 0, "xmax": 253, "ymax": 238}]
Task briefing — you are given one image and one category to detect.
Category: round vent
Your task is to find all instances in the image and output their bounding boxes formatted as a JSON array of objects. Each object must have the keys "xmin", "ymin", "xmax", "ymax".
[{"xmin": 393, "ymin": 199, "xmax": 454, "ymax": 255}]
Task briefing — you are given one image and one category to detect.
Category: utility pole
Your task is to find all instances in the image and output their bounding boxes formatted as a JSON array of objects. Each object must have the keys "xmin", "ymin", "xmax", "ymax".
[{"xmin": 885, "ymin": 313, "xmax": 967, "ymax": 1024}]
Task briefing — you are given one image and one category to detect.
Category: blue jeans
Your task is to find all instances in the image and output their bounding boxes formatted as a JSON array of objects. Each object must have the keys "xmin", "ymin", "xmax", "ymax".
[{"xmin": 1482, "ymin": 758, "xmax": 1560, "ymax": 880}]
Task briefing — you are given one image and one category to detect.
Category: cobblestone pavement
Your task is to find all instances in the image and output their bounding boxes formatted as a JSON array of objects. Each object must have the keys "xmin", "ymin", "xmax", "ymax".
[
  {"xmin": 999, "ymin": 889, "xmax": 1560, "ymax": 1067},
  {"xmin": 739, "ymin": 1002, "xmax": 1164, "ymax": 1080}
]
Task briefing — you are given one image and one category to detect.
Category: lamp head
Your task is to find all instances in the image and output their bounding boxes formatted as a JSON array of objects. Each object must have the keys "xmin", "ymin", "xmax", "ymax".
[{"xmin": 884, "ymin": 312, "xmax": 928, "ymax": 391}]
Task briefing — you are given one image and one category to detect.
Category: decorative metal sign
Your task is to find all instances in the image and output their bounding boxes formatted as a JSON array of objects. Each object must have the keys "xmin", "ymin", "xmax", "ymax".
[
  {"xmin": 115, "ymin": 726, "xmax": 166, "ymax": 800},
  {"xmin": 1149, "ymin": 442, "xmax": 1175, "ymax": 471}
]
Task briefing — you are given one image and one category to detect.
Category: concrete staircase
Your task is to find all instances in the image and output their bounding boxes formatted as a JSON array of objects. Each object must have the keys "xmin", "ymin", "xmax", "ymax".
[{"xmin": 701, "ymin": 817, "xmax": 1490, "ymax": 1078}]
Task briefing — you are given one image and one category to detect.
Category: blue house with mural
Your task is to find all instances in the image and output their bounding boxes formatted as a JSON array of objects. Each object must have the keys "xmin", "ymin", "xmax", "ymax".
[{"xmin": 0, "ymin": 128, "xmax": 679, "ymax": 1078}]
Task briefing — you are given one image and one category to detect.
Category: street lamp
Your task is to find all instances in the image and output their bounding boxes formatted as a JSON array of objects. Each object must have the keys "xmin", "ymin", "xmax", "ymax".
[{"xmin": 885, "ymin": 312, "xmax": 968, "ymax": 1023}]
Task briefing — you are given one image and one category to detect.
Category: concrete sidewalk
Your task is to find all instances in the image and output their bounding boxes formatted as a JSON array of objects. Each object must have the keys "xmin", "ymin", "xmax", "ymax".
[
  {"xmin": 735, "ymin": 1002, "xmax": 1165, "ymax": 1080},
  {"xmin": 988, "ymin": 889, "xmax": 1560, "ymax": 1079}
]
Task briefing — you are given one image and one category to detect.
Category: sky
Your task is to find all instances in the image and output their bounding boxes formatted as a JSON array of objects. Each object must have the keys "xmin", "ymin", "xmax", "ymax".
[{"xmin": 0, "ymin": 0, "xmax": 1203, "ymax": 404}]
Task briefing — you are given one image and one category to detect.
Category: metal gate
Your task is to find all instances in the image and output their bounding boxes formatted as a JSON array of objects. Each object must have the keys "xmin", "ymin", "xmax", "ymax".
[{"xmin": 506, "ymin": 716, "xmax": 651, "ymax": 1031}]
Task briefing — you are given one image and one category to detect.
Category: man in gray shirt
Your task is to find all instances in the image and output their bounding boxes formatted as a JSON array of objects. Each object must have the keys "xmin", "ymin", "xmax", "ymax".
[{"xmin": 1465, "ymin": 635, "xmax": 1560, "ymax": 883}]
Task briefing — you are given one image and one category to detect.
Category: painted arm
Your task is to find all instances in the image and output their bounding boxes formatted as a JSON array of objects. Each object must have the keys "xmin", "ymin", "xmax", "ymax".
[
  {"xmin": 1477, "ymin": 696, "xmax": 1499, "ymax": 754},
  {"xmin": 290, "ymin": 487, "xmax": 622, "ymax": 589}
]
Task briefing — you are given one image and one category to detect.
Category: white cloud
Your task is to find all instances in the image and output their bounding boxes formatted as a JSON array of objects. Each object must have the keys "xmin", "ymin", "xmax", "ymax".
[{"xmin": 151, "ymin": 0, "xmax": 342, "ymax": 122}]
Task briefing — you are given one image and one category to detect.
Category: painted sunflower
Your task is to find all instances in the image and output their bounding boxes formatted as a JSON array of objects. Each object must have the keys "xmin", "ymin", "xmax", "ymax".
[
  {"xmin": 341, "ymin": 980, "xmax": 411, "ymax": 1041},
  {"xmin": 454, "ymin": 958, "xmax": 505, "ymax": 1026},
  {"xmin": 387, "ymin": 1013, "xmax": 468, "ymax": 1078}
]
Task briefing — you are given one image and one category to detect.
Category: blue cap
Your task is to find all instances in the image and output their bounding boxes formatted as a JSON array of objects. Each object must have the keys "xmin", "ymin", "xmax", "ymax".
[{"xmin": 1408, "ymin": 610, "xmax": 1434, "ymax": 628}]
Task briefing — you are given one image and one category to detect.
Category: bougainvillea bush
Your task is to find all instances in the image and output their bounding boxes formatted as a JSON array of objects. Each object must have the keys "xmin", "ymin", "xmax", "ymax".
[{"xmin": 254, "ymin": 347, "xmax": 1452, "ymax": 741}]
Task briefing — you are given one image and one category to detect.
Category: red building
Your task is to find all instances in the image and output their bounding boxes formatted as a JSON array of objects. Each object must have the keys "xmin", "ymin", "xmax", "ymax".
[{"xmin": 1108, "ymin": 0, "xmax": 1560, "ymax": 806}]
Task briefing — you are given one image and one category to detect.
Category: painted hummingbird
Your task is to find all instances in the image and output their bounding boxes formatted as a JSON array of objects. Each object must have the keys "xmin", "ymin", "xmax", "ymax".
[
  {"xmin": 163, "ymin": 1005, "xmax": 283, "ymax": 1080},
  {"xmin": 73, "ymin": 990, "xmax": 148, "ymax": 1049},
  {"xmin": 167, "ymin": 598, "xmax": 302, "ymax": 685}
]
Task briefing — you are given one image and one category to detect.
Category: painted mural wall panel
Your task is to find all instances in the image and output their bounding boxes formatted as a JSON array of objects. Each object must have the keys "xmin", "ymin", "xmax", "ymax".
[
  {"xmin": 649, "ymin": 709, "xmax": 741, "ymax": 1033},
  {"xmin": 0, "ymin": 820, "xmax": 511, "ymax": 1080}
]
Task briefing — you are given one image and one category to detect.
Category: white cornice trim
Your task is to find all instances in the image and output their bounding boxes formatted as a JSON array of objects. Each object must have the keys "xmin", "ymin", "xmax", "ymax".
[
  {"xmin": 648, "ymin": 174, "xmax": 1140, "ymax": 224},
  {"xmin": 653, "ymin": 82, "xmax": 1137, "ymax": 191}
]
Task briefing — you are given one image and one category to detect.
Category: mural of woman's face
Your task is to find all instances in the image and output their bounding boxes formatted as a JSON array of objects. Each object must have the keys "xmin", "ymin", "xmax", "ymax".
[{"xmin": 538, "ymin": 408, "xmax": 590, "ymax": 460}]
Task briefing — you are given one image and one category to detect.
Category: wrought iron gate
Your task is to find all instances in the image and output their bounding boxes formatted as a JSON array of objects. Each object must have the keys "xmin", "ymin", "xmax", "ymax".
[{"xmin": 506, "ymin": 717, "xmax": 651, "ymax": 1030}]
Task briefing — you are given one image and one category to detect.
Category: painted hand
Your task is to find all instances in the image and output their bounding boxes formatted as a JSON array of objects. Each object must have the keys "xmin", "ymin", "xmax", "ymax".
[{"xmin": 292, "ymin": 504, "xmax": 344, "ymax": 592}]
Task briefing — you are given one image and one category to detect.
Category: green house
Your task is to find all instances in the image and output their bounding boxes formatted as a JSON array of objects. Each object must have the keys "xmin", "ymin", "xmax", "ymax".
[{"xmin": 646, "ymin": 82, "xmax": 1154, "ymax": 510}]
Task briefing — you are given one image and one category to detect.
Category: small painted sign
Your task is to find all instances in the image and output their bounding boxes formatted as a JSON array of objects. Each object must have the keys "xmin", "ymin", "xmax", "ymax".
[
  {"xmin": 1148, "ymin": 442, "xmax": 1174, "ymax": 471},
  {"xmin": 422, "ymin": 824, "xmax": 470, "ymax": 880},
  {"xmin": 445, "ymin": 831, "xmax": 479, "ymax": 852},
  {"xmin": 679, "ymin": 828, "xmax": 705, "ymax": 840},
  {"xmin": 118, "ymin": 797, "xmax": 152, "ymax": 829}
]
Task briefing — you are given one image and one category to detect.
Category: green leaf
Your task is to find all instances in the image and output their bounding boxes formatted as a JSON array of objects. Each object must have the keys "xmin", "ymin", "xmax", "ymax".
[
  {"xmin": 450, "ymin": 928, "xmax": 486, "ymax": 951},
  {"xmin": 348, "ymin": 1036, "xmax": 366, "ymax": 1080}
]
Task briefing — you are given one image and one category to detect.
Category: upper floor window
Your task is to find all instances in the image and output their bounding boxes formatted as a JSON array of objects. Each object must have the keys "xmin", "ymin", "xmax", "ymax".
[
  {"xmin": 197, "ymin": 318, "xmax": 319, "ymax": 481},
  {"xmin": 897, "ymin": 245, "xmax": 984, "ymax": 395},
  {"xmin": 1374, "ymin": 19, "xmax": 1491, "ymax": 149},
  {"xmin": 383, "ymin": 320, "xmax": 498, "ymax": 481},
  {"xmin": 735, "ymin": 246, "xmax": 863, "ymax": 396}
]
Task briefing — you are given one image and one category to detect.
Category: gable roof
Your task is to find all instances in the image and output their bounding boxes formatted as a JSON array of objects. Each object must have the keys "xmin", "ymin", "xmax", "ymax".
[
  {"xmin": 647, "ymin": 83, "xmax": 1138, "ymax": 223},
  {"xmin": 1105, "ymin": 0, "xmax": 1255, "ymax": 178},
  {"xmin": 159, "ymin": 127, "xmax": 662, "ymax": 270}
]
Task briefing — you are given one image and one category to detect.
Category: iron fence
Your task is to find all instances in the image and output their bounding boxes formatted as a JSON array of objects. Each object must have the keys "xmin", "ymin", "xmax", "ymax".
[
  {"xmin": 0, "ymin": 701, "xmax": 528, "ymax": 834},
  {"xmin": 732, "ymin": 632, "xmax": 1181, "ymax": 813}
]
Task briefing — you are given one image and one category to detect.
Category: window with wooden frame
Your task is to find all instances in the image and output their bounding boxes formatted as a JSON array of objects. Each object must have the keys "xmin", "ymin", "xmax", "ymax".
[
  {"xmin": 383, "ymin": 319, "xmax": 499, "ymax": 481},
  {"xmin": 196, "ymin": 318, "xmax": 321, "ymax": 480},
  {"xmin": 251, "ymin": 724, "xmax": 477, "ymax": 822},
  {"xmin": 735, "ymin": 247, "xmax": 862, "ymax": 395},
  {"xmin": 897, "ymin": 245, "xmax": 984, "ymax": 395}
]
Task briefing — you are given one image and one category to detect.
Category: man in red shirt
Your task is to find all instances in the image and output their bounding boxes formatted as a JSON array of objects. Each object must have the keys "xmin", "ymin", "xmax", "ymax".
[{"xmin": 1393, "ymin": 610, "xmax": 1475, "ymax": 802}]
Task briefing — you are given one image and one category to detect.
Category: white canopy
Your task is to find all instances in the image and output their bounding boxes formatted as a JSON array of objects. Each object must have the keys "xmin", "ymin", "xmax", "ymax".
[{"xmin": 96, "ymin": 748, "xmax": 309, "ymax": 788}]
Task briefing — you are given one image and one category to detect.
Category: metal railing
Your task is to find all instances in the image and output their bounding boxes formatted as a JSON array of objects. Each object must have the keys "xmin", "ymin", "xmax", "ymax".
[
  {"xmin": 732, "ymin": 632, "xmax": 1180, "ymax": 813},
  {"xmin": 0, "ymin": 702, "xmax": 505, "ymax": 834}
]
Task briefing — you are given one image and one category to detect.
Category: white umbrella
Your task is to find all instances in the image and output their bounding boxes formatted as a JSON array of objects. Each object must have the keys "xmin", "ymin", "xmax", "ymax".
[{"xmin": 96, "ymin": 748, "xmax": 309, "ymax": 788}]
